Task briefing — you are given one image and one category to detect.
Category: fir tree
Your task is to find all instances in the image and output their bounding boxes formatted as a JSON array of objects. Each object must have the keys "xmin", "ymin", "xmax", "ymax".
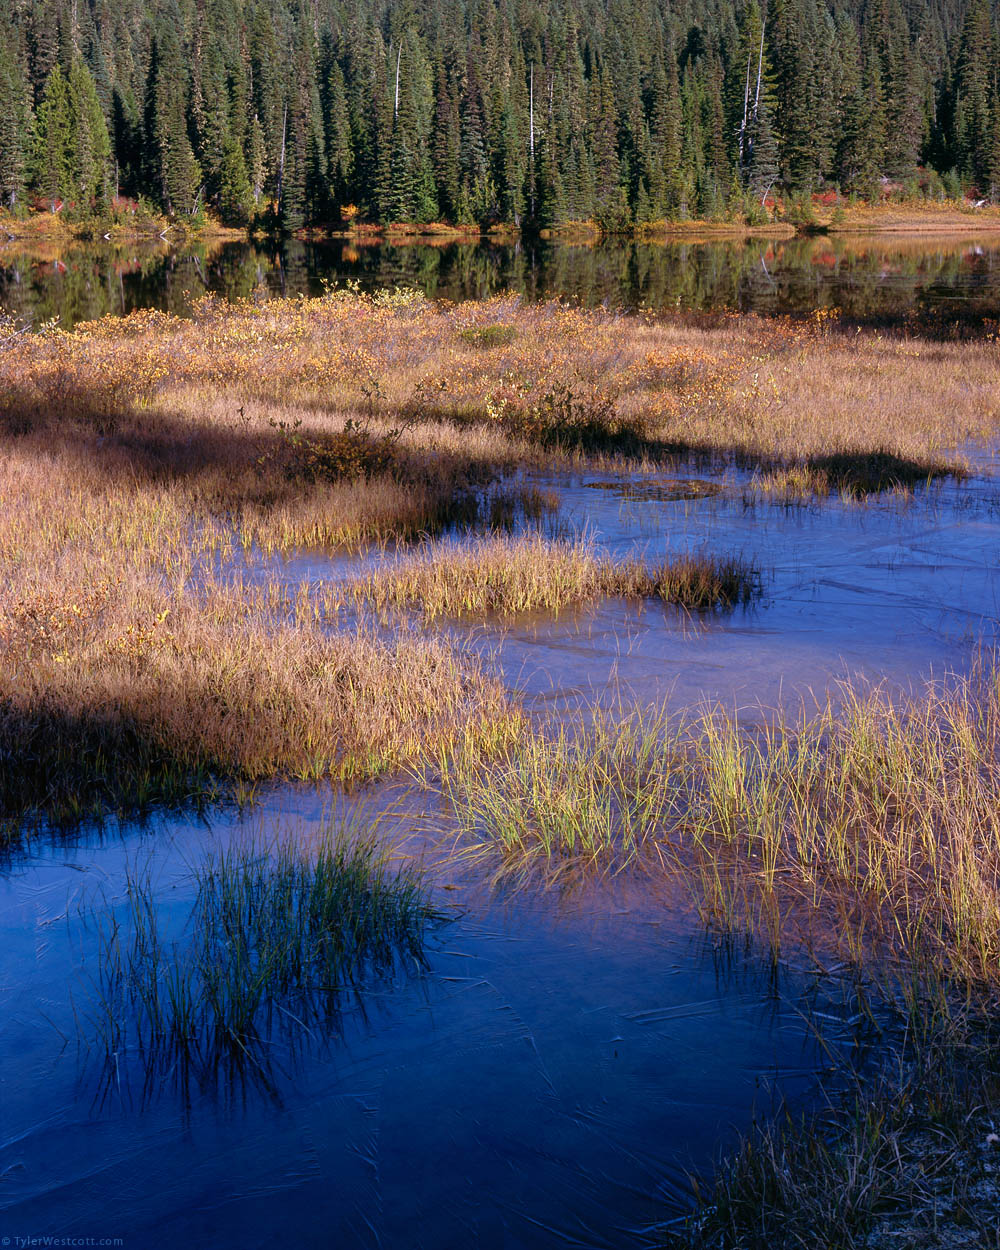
[
  {"xmin": 3, "ymin": 0, "xmax": 998, "ymax": 224},
  {"xmin": 67, "ymin": 58, "xmax": 111, "ymax": 207},
  {"xmin": 32, "ymin": 65, "xmax": 71, "ymax": 209},
  {"xmin": 0, "ymin": 44, "xmax": 32, "ymax": 209},
  {"xmin": 218, "ymin": 130, "xmax": 253, "ymax": 224}
]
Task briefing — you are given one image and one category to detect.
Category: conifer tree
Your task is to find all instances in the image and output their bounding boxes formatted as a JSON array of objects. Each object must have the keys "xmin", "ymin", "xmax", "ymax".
[
  {"xmin": 325, "ymin": 63, "xmax": 354, "ymax": 211},
  {"xmin": 32, "ymin": 65, "xmax": 71, "ymax": 208},
  {"xmin": 67, "ymin": 58, "xmax": 111, "ymax": 207},
  {"xmin": 3, "ymin": 0, "xmax": 999, "ymax": 224},
  {"xmin": 218, "ymin": 130, "xmax": 253, "ymax": 224},
  {"xmin": 0, "ymin": 44, "xmax": 32, "ymax": 209},
  {"xmin": 953, "ymin": 0, "xmax": 995, "ymax": 192},
  {"xmin": 248, "ymin": 114, "xmax": 267, "ymax": 207}
]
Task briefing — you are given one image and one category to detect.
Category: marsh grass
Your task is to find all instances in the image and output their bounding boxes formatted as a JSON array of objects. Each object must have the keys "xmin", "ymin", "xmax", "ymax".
[
  {"xmin": 747, "ymin": 449, "xmax": 964, "ymax": 504},
  {"xmin": 668, "ymin": 1022, "xmax": 1000, "ymax": 1249},
  {"xmin": 83, "ymin": 811, "xmax": 434, "ymax": 1092},
  {"xmin": 426, "ymin": 707, "xmax": 681, "ymax": 876},
  {"xmin": 3, "ymin": 293, "xmax": 995, "ymax": 524},
  {"xmin": 426, "ymin": 668, "xmax": 1000, "ymax": 985},
  {"xmin": 0, "ymin": 570, "xmax": 520, "ymax": 835},
  {"xmin": 420, "ymin": 673, "xmax": 1000, "ymax": 1245},
  {"xmin": 341, "ymin": 534, "xmax": 761, "ymax": 620}
]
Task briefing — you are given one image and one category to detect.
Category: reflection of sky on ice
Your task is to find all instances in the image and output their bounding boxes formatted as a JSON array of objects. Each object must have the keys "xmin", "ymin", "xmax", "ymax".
[
  {"xmin": 2, "ymin": 456, "xmax": 998, "ymax": 1247},
  {"xmin": 485, "ymin": 469, "xmax": 1000, "ymax": 717},
  {"xmin": 273, "ymin": 458, "xmax": 1000, "ymax": 718},
  {"xmin": 0, "ymin": 794, "xmax": 857, "ymax": 1249}
]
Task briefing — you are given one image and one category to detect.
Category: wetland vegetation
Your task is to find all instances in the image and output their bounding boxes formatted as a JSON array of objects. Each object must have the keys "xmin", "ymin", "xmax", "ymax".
[
  {"xmin": 84, "ymin": 811, "xmax": 434, "ymax": 1096},
  {"xmin": 2, "ymin": 282, "xmax": 1000, "ymax": 1246}
]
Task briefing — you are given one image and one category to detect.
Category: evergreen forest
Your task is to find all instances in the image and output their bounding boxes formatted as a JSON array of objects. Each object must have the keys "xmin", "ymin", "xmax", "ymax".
[{"xmin": 1, "ymin": 0, "xmax": 999, "ymax": 230}]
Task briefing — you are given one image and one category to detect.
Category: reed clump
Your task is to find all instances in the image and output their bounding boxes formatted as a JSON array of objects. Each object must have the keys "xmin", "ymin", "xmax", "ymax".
[
  {"xmin": 342, "ymin": 534, "xmax": 760, "ymax": 620},
  {"xmin": 429, "ymin": 707, "xmax": 681, "ymax": 873},
  {"xmin": 86, "ymin": 813, "xmax": 434, "ymax": 1088},
  {"xmin": 429, "ymin": 668, "xmax": 1000, "ymax": 985}
]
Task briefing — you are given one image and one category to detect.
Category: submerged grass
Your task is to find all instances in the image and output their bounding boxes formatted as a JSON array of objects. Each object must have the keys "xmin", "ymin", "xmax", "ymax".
[
  {"xmin": 343, "ymin": 534, "xmax": 761, "ymax": 620},
  {"xmin": 84, "ymin": 810, "xmax": 434, "ymax": 1091},
  {"xmin": 666, "ymin": 1021, "xmax": 1000, "ymax": 1249}
]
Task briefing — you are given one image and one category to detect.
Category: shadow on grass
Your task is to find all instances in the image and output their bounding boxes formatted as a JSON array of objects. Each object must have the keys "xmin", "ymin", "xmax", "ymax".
[
  {"xmin": 807, "ymin": 448, "xmax": 960, "ymax": 496},
  {"xmin": 1, "ymin": 372, "xmax": 963, "ymax": 513},
  {"xmin": 0, "ymin": 699, "xmax": 224, "ymax": 841}
]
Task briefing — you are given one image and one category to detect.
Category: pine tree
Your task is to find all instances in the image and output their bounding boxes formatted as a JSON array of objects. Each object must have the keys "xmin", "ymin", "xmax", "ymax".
[
  {"xmin": 745, "ymin": 97, "xmax": 779, "ymax": 201},
  {"xmin": 953, "ymin": 0, "xmax": 994, "ymax": 192},
  {"xmin": 837, "ymin": 18, "xmax": 881, "ymax": 196},
  {"xmin": 589, "ymin": 70, "xmax": 624, "ymax": 227},
  {"xmin": 146, "ymin": 25, "xmax": 203, "ymax": 216}
]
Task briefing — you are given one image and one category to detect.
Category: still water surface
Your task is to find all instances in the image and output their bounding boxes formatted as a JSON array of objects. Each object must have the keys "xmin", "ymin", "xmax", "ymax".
[{"xmin": 3, "ymin": 231, "xmax": 1000, "ymax": 328}]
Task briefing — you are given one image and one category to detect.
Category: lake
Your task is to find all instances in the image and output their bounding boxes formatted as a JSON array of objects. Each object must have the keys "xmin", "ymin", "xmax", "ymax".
[{"xmin": 3, "ymin": 230, "xmax": 1000, "ymax": 330}]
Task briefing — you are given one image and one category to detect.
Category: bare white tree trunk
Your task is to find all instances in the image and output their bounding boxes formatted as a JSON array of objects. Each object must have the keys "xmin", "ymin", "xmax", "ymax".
[{"xmin": 278, "ymin": 104, "xmax": 287, "ymax": 210}]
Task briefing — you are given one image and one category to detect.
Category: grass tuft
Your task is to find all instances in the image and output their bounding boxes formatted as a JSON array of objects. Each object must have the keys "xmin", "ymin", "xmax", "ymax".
[
  {"xmin": 0, "ymin": 574, "xmax": 520, "ymax": 835},
  {"xmin": 84, "ymin": 811, "xmax": 434, "ymax": 1089},
  {"xmin": 342, "ymin": 534, "xmax": 761, "ymax": 620}
]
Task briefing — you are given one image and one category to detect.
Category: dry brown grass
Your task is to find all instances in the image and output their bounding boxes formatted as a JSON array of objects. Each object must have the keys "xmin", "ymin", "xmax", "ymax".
[
  {"xmin": 3, "ymin": 291, "xmax": 999, "ymax": 1241},
  {"xmin": 0, "ymin": 563, "xmax": 518, "ymax": 833},
  {"xmin": 4, "ymin": 290, "xmax": 997, "ymax": 519},
  {"xmin": 1, "ymin": 290, "xmax": 997, "ymax": 835},
  {"xmin": 337, "ymin": 533, "xmax": 759, "ymax": 619},
  {"xmin": 0, "ymin": 442, "xmax": 520, "ymax": 835}
]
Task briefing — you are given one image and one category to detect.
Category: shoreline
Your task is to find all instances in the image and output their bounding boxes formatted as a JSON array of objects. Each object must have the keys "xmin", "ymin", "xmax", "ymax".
[{"xmin": 6, "ymin": 201, "xmax": 1000, "ymax": 251}]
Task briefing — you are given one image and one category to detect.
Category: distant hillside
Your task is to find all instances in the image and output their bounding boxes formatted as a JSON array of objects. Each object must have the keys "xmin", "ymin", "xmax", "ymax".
[{"xmin": 0, "ymin": 0, "xmax": 998, "ymax": 229}]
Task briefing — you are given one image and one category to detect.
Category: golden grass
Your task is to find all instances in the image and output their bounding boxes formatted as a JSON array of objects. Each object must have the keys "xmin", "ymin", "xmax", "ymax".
[
  {"xmin": 3, "ymin": 289, "xmax": 1000, "ymax": 1250},
  {"xmin": 428, "ymin": 667, "xmax": 1000, "ymax": 986},
  {"xmin": 3, "ymin": 289, "xmax": 998, "ymax": 1242},
  {"xmin": 4, "ymin": 290, "xmax": 997, "ymax": 519},
  {"xmin": 0, "ymin": 442, "xmax": 520, "ymax": 834},
  {"xmin": 339, "ymin": 534, "xmax": 759, "ymax": 619},
  {"xmin": 821, "ymin": 199, "xmax": 1000, "ymax": 232},
  {"xmin": 0, "ymin": 565, "xmax": 518, "ymax": 832},
  {"xmin": 1, "ymin": 289, "xmax": 996, "ymax": 834}
]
